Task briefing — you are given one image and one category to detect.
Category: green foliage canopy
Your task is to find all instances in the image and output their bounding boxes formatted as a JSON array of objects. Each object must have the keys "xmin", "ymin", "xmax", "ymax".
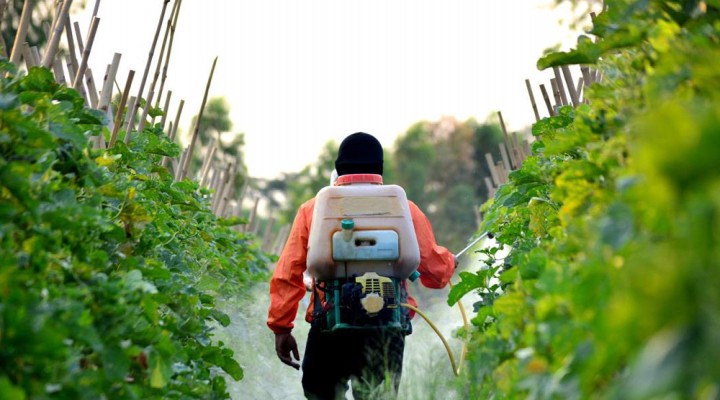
[
  {"xmin": 0, "ymin": 63, "xmax": 267, "ymax": 398},
  {"xmin": 451, "ymin": 1, "xmax": 720, "ymax": 397}
]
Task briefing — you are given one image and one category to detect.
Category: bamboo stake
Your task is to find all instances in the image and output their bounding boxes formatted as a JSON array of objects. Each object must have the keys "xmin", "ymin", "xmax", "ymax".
[
  {"xmin": 41, "ymin": 0, "xmax": 73, "ymax": 68},
  {"xmin": 576, "ymin": 77, "xmax": 584, "ymax": 102},
  {"xmin": 498, "ymin": 142, "xmax": 511, "ymax": 173},
  {"xmin": 123, "ymin": 96, "xmax": 138, "ymax": 142},
  {"xmin": 22, "ymin": 43, "xmax": 37, "ymax": 67},
  {"xmin": 136, "ymin": 89, "xmax": 155, "ymax": 133},
  {"xmin": 109, "ymin": 70, "xmax": 135, "ymax": 147},
  {"xmin": 160, "ymin": 90, "xmax": 172, "ymax": 131},
  {"xmin": 42, "ymin": 21, "xmax": 51, "ymax": 41},
  {"xmin": 169, "ymin": 99, "xmax": 184, "ymax": 141},
  {"xmin": 497, "ymin": 111, "xmax": 517, "ymax": 169},
  {"xmin": 525, "ymin": 79, "xmax": 540, "ymax": 122},
  {"xmin": 30, "ymin": 46, "xmax": 41, "ymax": 65},
  {"xmin": 73, "ymin": 21, "xmax": 84, "ymax": 53},
  {"xmin": 127, "ymin": 0, "xmax": 171, "ymax": 137},
  {"xmin": 72, "ymin": 17, "xmax": 99, "ymax": 90},
  {"xmin": 64, "ymin": 16, "xmax": 80, "ymax": 76},
  {"xmin": 92, "ymin": 0, "xmax": 101, "ymax": 16},
  {"xmin": 494, "ymin": 161, "xmax": 506, "ymax": 184},
  {"xmin": 52, "ymin": 58, "xmax": 66, "ymax": 85},
  {"xmin": 539, "ymin": 84, "xmax": 554, "ymax": 116},
  {"xmin": 149, "ymin": 0, "xmax": 178, "ymax": 114},
  {"xmin": 200, "ymin": 143, "xmax": 218, "ymax": 186},
  {"xmin": 98, "ymin": 53, "xmax": 122, "ymax": 111},
  {"xmin": 179, "ymin": 57, "xmax": 218, "ymax": 181},
  {"xmin": 485, "ymin": 153, "xmax": 500, "ymax": 187},
  {"xmin": 523, "ymin": 139, "xmax": 532, "ymax": 157},
  {"xmin": 84, "ymin": 68, "xmax": 100, "ymax": 107},
  {"xmin": 155, "ymin": 0, "xmax": 183, "ymax": 111},
  {"xmin": 581, "ymin": 65, "xmax": 591, "ymax": 88},
  {"xmin": 0, "ymin": 1, "xmax": 7, "ymax": 57},
  {"xmin": 561, "ymin": 65, "xmax": 580, "ymax": 107},
  {"xmin": 483, "ymin": 177, "xmax": 495, "ymax": 198},
  {"xmin": 10, "ymin": 0, "xmax": 33, "ymax": 65},
  {"xmin": 550, "ymin": 78, "xmax": 562, "ymax": 110},
  {"xmin": 552, "ymin": 67, "xmax": 569, "ymax": 106},
  {"xmin": 512, "ymin": 132, "xmax": 524, "ymax": 163}
]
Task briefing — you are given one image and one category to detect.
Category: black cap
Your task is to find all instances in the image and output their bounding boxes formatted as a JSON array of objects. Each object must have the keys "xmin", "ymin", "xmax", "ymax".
[{"xmin": 334, "ymin": 132, "xmax": 383, "ymax": 176}]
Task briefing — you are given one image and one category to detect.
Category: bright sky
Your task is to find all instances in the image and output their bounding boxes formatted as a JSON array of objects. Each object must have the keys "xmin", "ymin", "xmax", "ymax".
[{"xmin": 75, "ymin": 1, "xmax": 593, "ymax": 180}]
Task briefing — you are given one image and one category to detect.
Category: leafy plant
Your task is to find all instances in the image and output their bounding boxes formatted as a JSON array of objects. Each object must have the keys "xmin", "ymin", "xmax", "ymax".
[
  {"xmin": 451, "ymin": 1, "xmax": 720, "ymax": 398},
  {"xmin": 0, "ymin": 62, "xmax": 268, "ymax": 399}
]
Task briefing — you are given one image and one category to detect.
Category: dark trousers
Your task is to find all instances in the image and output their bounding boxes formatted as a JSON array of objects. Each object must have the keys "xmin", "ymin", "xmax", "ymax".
[{"xmin": 301, "ymin": 326, "xmax": 405, "ymax": 400}]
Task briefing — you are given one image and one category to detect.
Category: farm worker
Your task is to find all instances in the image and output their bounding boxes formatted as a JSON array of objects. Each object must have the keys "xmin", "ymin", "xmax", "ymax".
[{"xmin": 267, "ymin": 132, "xmax": 456, "ymax": 399}]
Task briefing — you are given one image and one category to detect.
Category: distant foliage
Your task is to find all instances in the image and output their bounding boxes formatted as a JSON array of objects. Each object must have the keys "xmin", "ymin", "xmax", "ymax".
[
  {"xmin": 0, "ymin": 63, "xmax": 268, "ymax": 398},
  {"xmin": 450, "ymin": 1, "xmax": 720, "ymax": 398}
]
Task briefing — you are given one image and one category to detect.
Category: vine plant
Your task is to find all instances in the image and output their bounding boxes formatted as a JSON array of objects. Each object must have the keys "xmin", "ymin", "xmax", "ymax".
[
  {"xmin": 0, "ymin": 63, "xmax": 268, "ymax": 399},
  {"xmin": 450, "ymin": 1, "xmax": 720, "ymax": 398}
]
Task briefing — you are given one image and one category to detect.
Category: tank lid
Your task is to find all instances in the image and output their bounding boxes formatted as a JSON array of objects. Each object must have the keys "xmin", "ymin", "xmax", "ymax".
[{"xmin": 335, "ymin": 174, "xmax": 383, "ymax": 186}]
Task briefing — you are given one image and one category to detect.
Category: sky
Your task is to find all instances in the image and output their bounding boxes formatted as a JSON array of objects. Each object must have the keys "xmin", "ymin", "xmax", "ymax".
[{"xmin": 74, "ymin": 1, "xmax": 595, "ymax": 180}]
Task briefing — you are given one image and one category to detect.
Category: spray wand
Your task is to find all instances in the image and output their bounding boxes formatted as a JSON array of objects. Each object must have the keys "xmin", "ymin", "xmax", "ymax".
[{"xmin": 400, "ymin": 231, "xmax": 493, "ymax": 376}]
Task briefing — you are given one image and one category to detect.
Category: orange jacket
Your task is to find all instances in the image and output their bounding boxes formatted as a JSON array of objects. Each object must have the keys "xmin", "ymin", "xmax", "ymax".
[{"xmin": 267, "ymin": 197, "xmax": 455, "ymax": 334}]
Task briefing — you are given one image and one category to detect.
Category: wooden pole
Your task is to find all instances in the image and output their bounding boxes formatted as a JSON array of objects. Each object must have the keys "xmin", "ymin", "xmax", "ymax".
[
  {"xmin": 497, "ymin": 111, "xmax": 517, "ymax": 169},
  {"xmin": 561, "ymin": 65, "xmax": 580, "ymax": 107},
  {"xmin": 525, "ymin": 79, "xmax": 540, "ymax": 122},
  {"xmin": 200, "ymin": 143, "xmax": 218, "ymax": 187},
  {"xmin": 539, "ymin": 84, "xmax": 554, "ymax": 116},
  {"xmin": 109, "ymin": 70, "xmax": 135, "ymax": 148},
  {"xmin": 552, "ymin": 67, "xmax": 569, "ymax": 106},
  {"xmin": 498, "ymin": 142, "xmax": 511, "ymax": 173},
  {"xmin": 155, "ymin": 0, "xmax": 183, "ymax": 110},
  {"xmin": 550, "ymin": 78, "xmax": 562, "ymax": 110},
  {"xmin": 41, "ymin": 0, "xmax": 73, "ymax": 68},
  {"xmin": 98, "ymin": 53, "xmax": 122, "ymax": 112},
  {"xmin": 136, "ymin": 89, "xmax": 155, "ymax": 133},
  {"xmin": 73, "ymin": 17, "xmax": 100, "ymax": 90},
  {"xmin": 262, "ymin": 217, "xmax": 276, "ymax": 252},
  {"xmin": 52, "ymin": 58, "xmax": 66, "ymax": 85},
  {"xmin": 160, "ymin": 90, "xmax": 172, "ymax": 131},
  {"xmin": 126, "ymin": 0, "xmax": 171, "ymax": 137},
  {"xmin": 73, "ymin": 21, "xmax": 84, "ymax": 52},
  {"xmin": 179, "ymin": 57, "xmax": 218, "ymax": 181},
  {"xmin": 485, "ymin": 153, "xmax": 500, "ymax": 187},
  {"xmin": 64, "ymin": 16, "xmax": 80, "ymax": 74},
  {"xmin": 149, "ymin": 0, "xmax": 178, "ymax": 114},
  {"xmin": 30, "ymin": 46, "xmax": 41, "ymax": 65},
  {"xmin": 10, "ymin": 0, "xmax": 33, "ymax": 65},
  {"xmin": 123, "ymin": 96, "xmax": 138, "ymax": 143},
  {"xmin": 22, "ymin": 43, "xmax": 37, "ymax": 67},
  {"xmin": 483, "ymin": 177, "xmax": 495, "ymax": 198},
  {"xmin": 576, "ymin": 77, "xmax": 584, "ymax": 103},
  {"xmin": 169, "ymin": 99, "xmax": 184, "ymax": 141}
]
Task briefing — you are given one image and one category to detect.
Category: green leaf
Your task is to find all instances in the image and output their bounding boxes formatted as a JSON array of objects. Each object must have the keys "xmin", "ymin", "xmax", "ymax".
[
  {"xmin": 448, "ymin": 271, "xmax": 490, "ymax": 306},
  {"xmin": 149, "ymin": 354, "xmax": 172, "ymax": 388},
  {"xmin": 0, "ymin": 93, "xmax": 19, "ymax": 110},
  {"xmin": 210, "ymin": 309, "xmax": 231, "ymax": 327},
  {"xmin": 0, "ymin": 377, "xmax": 26, "ymax": 400},
  {"xmin": 220, "ymin": 354, "xmax": 243, "ymax": 380}
]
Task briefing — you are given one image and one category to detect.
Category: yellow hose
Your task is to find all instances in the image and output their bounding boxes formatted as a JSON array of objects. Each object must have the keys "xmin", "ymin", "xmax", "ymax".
[{"xmin": 401, "ymin": 281, "xmax": 469, "ymax": 376}]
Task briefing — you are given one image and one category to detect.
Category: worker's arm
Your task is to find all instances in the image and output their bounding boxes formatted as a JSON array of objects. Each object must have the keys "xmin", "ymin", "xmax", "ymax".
[
  {"xmin": 267, "ymin": 199, "xmax": 314, "ymax": 334},
  {"xmin": 409, "ymin": 201, "xmax": 456, "ymax": 289}
]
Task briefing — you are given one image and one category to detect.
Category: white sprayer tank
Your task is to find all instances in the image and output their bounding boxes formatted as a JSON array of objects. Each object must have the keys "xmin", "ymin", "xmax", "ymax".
[{"xmin": 306, "ymin": 174, "xmax": 421, "ymax": 280}]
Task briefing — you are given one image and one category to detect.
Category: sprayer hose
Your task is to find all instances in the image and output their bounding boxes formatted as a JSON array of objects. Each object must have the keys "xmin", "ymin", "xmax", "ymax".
[{"xmin": 401, "ymin": 284, "xmax": 468, "ymax": 377}]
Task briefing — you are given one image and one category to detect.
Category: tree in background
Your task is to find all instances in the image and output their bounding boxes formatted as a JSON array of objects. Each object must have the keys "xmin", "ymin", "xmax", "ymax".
[
  {"xmin": 391, "ymin": 117, "xmax": 503, "ymax": 251},
  {"xmin": 188, "ymin": 97, "xmax": 247, "ymax": 192}
]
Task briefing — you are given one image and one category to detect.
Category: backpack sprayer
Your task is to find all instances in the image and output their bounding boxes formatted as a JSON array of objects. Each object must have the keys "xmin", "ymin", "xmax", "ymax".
[{"xmin": 306, "ymin": 173, "xmax": 491, "ymax": 375}]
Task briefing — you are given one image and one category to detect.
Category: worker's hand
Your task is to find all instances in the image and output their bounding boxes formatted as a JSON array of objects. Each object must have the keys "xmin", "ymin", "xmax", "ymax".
[{"xmin": 275, "ymin": 332, "xmax": 300, "ymax": 370}]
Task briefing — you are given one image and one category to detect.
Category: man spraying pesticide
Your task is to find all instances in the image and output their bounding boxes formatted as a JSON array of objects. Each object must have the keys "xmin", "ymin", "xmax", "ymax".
[{"xmin": 267, "ymin": 132, "xmax": 457, "ymax": 399}]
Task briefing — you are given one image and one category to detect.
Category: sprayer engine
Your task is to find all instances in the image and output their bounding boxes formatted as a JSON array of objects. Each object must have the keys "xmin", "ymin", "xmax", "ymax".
[{"xmin": 312, "ymin": 272, "xmax": 411, "ymax": 333}]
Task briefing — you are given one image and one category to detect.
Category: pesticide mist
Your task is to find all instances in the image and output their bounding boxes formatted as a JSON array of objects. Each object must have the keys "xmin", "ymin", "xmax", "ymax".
[{"xmin": 214, "ymin": 238, "xmax": 497, "ymax": 399}]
